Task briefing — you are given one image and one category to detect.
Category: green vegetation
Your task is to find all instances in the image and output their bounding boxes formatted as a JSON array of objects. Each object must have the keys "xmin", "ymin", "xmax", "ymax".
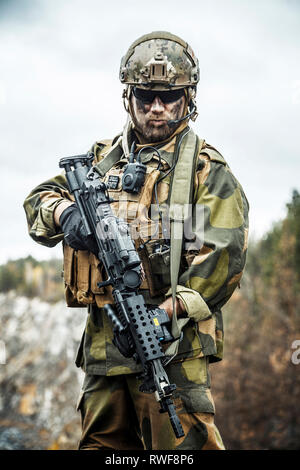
[
  {"xmin": 213, "ymin": 189, "xmax": 300, "ymax": 449},
  {"xmin": 0, "ymin": 256, "xmax": 64, "ymax": 302}
]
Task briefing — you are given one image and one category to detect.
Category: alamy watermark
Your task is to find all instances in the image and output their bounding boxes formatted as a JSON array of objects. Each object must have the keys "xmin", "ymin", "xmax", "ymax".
[
  {"xmin": 97, "ymin": 202, "xmax": 205, "ymax": 248},
  {"xmin": 291, "ymin": 340, "xmax": 300, "ymax": 365}
]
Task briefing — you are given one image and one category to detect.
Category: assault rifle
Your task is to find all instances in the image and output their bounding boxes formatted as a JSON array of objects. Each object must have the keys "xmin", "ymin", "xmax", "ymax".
[{"xmin": 59, "ymin": 152, "xmax": 184, "ymax": 439}]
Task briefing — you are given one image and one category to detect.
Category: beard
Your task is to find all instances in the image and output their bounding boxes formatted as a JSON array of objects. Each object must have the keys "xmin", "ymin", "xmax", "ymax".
[
  {"xmin": 130, "ymin": 96, "xmax": 186, "ymax": 143},
  {"xmin": 134, "ymin": 119, "xmax": 180, "ymax": 143}
]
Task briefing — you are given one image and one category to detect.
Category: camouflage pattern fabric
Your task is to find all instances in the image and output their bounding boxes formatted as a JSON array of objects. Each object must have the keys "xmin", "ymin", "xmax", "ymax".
[
  {"xmin": 23, "ymin": 122, "xmax": 248, "ymax": 450},
  {"xmin": 119, "ymin": 31, "xmax": 199, "ymax": 89},
  {"xmin": 23, "ymin": 124, "xmax": 249, "ymax": 376},
  {"xmin": 77, "ymin": 357, "xmax": 224, "ymax": 450}
]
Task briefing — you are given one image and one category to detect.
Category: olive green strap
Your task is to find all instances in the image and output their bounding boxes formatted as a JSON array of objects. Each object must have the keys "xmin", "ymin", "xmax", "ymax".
[
  {"xmin": 95, "ymin": 118, "xmax": 135, "ymax": 176},
  {"xmin": 166, "ymin": 129, "xmax": 204, "ymax": 356},
  {"xmin": 94, "ymin": 136, "xmax": 123, "ymax": 176}
]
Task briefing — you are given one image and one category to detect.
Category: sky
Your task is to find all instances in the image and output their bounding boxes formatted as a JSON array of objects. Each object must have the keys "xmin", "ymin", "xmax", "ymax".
[{"xmin": 0, "ymin": 0, "xmax": 299, "ymax": 263}]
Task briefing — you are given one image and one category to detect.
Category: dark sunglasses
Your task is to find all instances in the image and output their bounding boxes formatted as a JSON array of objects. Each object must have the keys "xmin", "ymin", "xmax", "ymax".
[{"xmin": 132, "ymin": 87, "xmax": 185, "ymax": 104}]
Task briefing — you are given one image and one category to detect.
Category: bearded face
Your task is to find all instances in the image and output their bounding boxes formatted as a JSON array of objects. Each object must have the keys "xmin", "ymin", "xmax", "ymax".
[{"xmin": 129, "ymin": 87, "xmax": 186, "ymax": 143}]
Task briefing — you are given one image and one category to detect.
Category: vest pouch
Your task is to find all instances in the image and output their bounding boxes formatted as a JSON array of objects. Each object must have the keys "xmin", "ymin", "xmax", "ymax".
[
  {"xmin": 76, "ymin": 250, "xmax": 98, "ymax": 305},
  {"xmin": 144, "ymin": 240, "xmax": 171, "ymax": 296},
  {"xmin": 63, "ymin": 243, "xmax": 81, "ymax": 307},
  {"xmin": 63, "ymin": 244, "xmax": 106, "ymax": 307}
]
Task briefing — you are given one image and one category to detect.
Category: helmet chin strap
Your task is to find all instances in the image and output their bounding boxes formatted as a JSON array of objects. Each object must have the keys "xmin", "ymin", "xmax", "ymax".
[
  {"xmin": 121, "ymin": 86, "xmax": 139, "ymax": 156},
  {"xmin": 121, "ymin": 114, "xmax": 132, "ymax": 159},
  {"xmin": 122, "ymin": 85, "xmax": 140, "ymax": 134}
]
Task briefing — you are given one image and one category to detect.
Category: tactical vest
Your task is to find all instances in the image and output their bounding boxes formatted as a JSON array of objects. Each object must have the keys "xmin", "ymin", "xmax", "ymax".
[
  {"xmin": 63, "ymin": 127, "xmax": 199, "ymax": 304},
  {"xmin": 63, "ymin": 126, "xmax": 227, "ymax": 362}
]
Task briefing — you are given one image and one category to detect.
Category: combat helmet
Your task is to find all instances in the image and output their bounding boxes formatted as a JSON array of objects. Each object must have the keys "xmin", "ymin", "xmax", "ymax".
[{"xmin": 120, "ymin": 31, "xmax": 200, "ymax": 120}]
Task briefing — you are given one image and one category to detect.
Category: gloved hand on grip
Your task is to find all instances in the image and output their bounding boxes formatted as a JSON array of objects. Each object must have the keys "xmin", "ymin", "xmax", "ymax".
[{"xmin": 59, "ymin": 203, "xmax": 98, "ymax": 254}]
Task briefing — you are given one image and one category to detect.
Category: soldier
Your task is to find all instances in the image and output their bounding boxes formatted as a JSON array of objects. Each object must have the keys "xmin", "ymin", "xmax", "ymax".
[{"xmin": 24, "ymin": 31, "xmax": 249, "ymax": 450}]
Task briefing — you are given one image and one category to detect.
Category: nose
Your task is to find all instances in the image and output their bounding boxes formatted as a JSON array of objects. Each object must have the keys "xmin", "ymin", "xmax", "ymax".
[{"xmin": 150, "ymin": 96, "xmax": 165, "ymax": 113}]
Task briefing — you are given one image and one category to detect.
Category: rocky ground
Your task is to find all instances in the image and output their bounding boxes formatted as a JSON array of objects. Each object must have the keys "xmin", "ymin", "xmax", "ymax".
[{"xmin": 0, "ymin": 292, "xmax": 86, "ymax": 450}]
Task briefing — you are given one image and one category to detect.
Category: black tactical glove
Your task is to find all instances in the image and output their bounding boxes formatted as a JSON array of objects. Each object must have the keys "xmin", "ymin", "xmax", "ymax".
[{"xmin": 59, "ymin": 203, "xmax": 98, "ymax": 254}]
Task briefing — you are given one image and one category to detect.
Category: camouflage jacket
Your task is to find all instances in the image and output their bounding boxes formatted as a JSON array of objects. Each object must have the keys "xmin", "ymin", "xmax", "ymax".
[{"xmin": 23, "ymin": 124, "xmax": 249, "ymax": 376}]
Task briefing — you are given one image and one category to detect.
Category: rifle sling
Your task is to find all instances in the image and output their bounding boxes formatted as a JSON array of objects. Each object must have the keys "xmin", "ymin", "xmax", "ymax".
[{"xmin": 167, "ymin": 129, "xmax": 204, "ymax": 357}]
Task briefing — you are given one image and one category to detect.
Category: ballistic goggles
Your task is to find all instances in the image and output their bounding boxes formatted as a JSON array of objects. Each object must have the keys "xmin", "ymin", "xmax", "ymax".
[{"xmin": 132, "ymin": 87, "xmax": 185, "ymax": 105}]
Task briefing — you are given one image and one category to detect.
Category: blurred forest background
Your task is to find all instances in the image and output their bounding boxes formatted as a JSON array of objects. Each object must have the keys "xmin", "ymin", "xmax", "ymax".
[{"xmin": 0, "ymin": 190, "xmax": 299, "ymax": 450}]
